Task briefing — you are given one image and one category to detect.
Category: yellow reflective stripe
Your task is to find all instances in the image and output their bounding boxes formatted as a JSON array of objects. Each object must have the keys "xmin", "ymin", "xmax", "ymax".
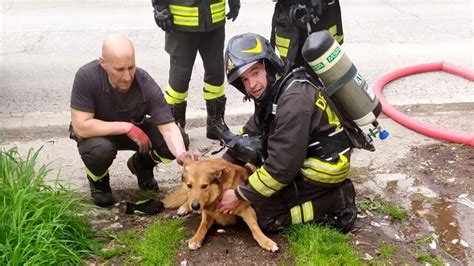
[
  {"xmin": 165, "ymin": 85, "xmax": 188, "ymax": 104},
  {"xmin": 275, "ymin": 35, "xmax": 290, "ymax": 48},
  {"xmin": 211, "ymin": 10, "xmax": 225, "ymax": 23},
  {"xmin": 301, "ymin": 201, "xmax": 314, "ymax": 222},
  {"xmin": 334, "ymin": 34, "xmax": 343, "ymax": 43},
  {"xmin": 150, "ymin": 150, "xmax": 173, "ymax": 164},
  {"xmin": 290, "ymin": 205, "xmax": 303, "ymax": 224},
  {"xmin": 276, "ymin": 46, "xmax": 288, "ymax": 58},
  {"xmin": 325, "ymin": 104, "xmax": 342, "ymax": 131},
  {"xmin": 173, "ymin": 16, "xmax": 199, "ymax": 26},
  {"xmin": 315, "ymin": 92, "xmax": 341, "ymax": 130},
  {"xmin": 300, "ymin": 155, "xmax": 350, "ymax": 183},
  {"xmin": 257, "ymin": 167, "xmax": 285, "ymax": 191},
  {"xmin": 85, "ymin": 167, "xmax": 108, "ymax": 182},
  {"xmin": 169, "ymin": 4, "xmax": 199, "ymax": 16},
  {"xmin": 248, "ymin": 170, "xmax": 276, "ymax": 197},
  {"xmin": 203, "ymin": 82, "xmax": 225, "ymax": 100},
  {"xmin": 327, "ymin": 24, "xmax": 343, "ymax": 44},
  {"xmin": 210, "ymin": 0, "xmax": 225, "ymax": 12},
  {"xmin": 328, "ymin": 24, "xmax": 338, "ymax": 37}
]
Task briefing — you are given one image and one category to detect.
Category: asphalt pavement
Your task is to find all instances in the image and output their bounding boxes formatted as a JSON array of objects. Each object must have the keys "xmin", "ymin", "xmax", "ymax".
[{"xmin": 1, "ymin": 0, "xmax": 473, "ymax": 187}]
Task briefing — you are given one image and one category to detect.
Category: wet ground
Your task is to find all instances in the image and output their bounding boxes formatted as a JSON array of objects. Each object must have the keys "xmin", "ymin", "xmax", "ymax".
[{"xmin": 84, "ymin": 142, "xmax": 473, "ymax": 265}]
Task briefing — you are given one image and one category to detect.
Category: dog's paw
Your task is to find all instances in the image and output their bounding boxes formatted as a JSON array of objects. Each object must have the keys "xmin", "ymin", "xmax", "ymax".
[
  {"xmin": 177, "ymin": 204, "xmax": 191, "ymax": 216},
  {"xmin": 188, "ymin": 238, "xmax": 202, "ymax": 250},
  {"xmin": 260, "ymin": 239, "xmax": 279, "ymax": 253}
]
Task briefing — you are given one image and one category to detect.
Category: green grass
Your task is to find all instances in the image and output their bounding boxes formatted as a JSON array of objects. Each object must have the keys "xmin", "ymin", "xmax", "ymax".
[
  {"xmin": 107, "ymin": 218, "xmax": 187, "ymax": 265},
  {"xmin": 418, "ymin": 252, "xmax": 443, "ymax": 266},
  {"xmin": 379, "ymin": 243, "xmax": 397, "ymax": 258},
  {"xmin": 285, "ymin": 224, "xmax": 362, "ymax": 266},
  {"xmin": 0, "ymin": 146, "xmax": 99, "ymax": 265},
  {"xmin": 358, "ymin": 197, "xmax": 408, "ymax": 220}
]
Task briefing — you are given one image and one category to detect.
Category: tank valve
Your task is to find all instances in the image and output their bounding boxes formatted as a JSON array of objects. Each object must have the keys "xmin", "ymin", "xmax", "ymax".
[{"xmin": 368, "ymin": 121, "xmax": 390, "ymax": 140}]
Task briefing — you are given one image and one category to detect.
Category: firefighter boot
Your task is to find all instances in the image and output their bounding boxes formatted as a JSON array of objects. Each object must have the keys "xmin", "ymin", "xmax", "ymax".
[
  {"xmin": 87, "ymin": 174, "xmax": 115, "ymax": 207},
  {"xmin": 206, "ymin": 96, "xmax": 235, "ymax": 142},
  {"xmin": 127, "ymin": 152, "xmax": 159, "ymax": 191},
  {"xmin": 171, "ymin": 101, "xmax": 187, "ymax": 129},
  {"xmin": 320, "ymin": 179, "xmax": 358, "ymax": 233}
]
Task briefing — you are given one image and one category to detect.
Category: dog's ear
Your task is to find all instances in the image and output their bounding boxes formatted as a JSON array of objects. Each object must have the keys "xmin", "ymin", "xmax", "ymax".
[{"xmin": 209, "ymin": 167, "xmax": 226, "ymax": 185}]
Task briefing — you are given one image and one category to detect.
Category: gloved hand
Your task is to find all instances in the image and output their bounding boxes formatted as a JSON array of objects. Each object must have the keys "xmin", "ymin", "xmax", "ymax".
[
  {"xmin": 226, "ymin": 134, "xmax": 267, "ymax": 167},
  {"xmin": 153, "ymin": 5, "xmax": 173, "ymax": 32},
  {"xmin": 176, "ymin": 150, "xmax": 198, "ymax": 165},
  {"xmin": 126, "ymin": 124, "xmax": 152, "ymax": 153},
  {"xmin": 226, "ymin": 0, "xmax": 240, "ymax": 21}
]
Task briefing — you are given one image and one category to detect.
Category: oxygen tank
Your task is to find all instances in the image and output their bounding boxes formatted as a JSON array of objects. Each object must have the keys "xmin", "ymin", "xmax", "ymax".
[{"xmin": 302, "ymin": 30, "xmax": 388, "ymax": 140}]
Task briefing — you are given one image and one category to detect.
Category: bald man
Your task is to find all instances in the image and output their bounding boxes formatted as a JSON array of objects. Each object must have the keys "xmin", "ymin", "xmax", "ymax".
[{"xmin": 70, "ymin": 34, "xmax": 195, "ymax": 207}]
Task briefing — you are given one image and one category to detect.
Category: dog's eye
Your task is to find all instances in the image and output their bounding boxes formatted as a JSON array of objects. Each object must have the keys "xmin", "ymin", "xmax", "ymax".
[
  {"xmin": 201, "ymin": 184, "xmax": 208, "ymax": 189},
  {"xmin": 187, "ymin": 184, "xmax": 192, "ymax": 188}
]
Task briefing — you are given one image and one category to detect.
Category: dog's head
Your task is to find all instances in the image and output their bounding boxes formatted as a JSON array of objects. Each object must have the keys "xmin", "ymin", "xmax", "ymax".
[{"xmin": 180, "ymin": 158, "xmax": 230, "ymax": 211}]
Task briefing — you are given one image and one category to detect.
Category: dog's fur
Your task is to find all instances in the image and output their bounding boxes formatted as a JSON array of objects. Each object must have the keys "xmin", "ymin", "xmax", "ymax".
[{"xmin": 163, "ymin": 158, "xmax": 278, "ymax": 252}]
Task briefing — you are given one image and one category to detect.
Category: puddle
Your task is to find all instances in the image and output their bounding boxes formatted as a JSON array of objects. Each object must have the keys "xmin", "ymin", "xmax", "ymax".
[
  {"xmin": 411, "ymin": 195, "xmax": 470, "ymax": 264},
  {"xmin": 373, "ymin": 173, "xmax": 473, "ymax": 263}
]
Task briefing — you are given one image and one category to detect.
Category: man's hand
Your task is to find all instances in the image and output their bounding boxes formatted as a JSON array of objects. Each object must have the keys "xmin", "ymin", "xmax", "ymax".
[
  {"xmin": 176, "ymin": 151, "xmax": 198, "ymax": 165},
  {"xmin": 226, "ymin": 0, "xmax": 240, "ymax": 21},
  {"xmin": 153, "ymin": 6, "xmax": 173, "ymax": 32},
  {"xmin": 126, "ymin": 124, "xmax": 152, "ymax": 153},
  {"xmin": 219, "ymin": 189, "xmax": 240, "ymax": 215}
]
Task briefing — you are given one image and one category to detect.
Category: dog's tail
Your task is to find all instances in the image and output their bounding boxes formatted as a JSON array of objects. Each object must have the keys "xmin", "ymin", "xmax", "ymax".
[{"xmin": 162, "ymin": 185, "xmax": 188, "ymax": 209}]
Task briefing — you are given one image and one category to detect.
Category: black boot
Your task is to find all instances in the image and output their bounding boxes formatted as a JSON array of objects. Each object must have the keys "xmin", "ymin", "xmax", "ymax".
[
  {"xmin": 87, "ymin": 174, "xmax": 115, "ymax": 207},
  {"xmin": 171, "ymin": 101, "xmax": 187, "ymax": 129},
  {"xmin": 206, "ymin": 96, "xmax": 235, "ymax": 142},
  {"xmin": 316, "ymin": 179, "xmax": 357, "ymax": 234},
  {"xmin": 127, "ymin": 153, "xmax": 159, "ymax": 191}
]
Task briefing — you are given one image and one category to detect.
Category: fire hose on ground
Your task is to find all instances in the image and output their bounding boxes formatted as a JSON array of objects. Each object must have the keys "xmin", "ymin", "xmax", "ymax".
[{"xmin": 373, "ymin": 61, "xmax": 474, "ymax": 147}]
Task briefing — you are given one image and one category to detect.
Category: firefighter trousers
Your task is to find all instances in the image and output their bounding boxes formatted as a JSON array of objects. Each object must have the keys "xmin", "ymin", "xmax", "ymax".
[{"xmin": 165, "ymin": 27, "xmax": 225, "ymax": 97}]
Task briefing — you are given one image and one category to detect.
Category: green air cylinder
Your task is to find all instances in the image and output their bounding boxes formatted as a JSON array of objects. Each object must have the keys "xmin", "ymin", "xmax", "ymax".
[{"xmin": 302, "ymin": 30, "xmax": 382, "ymax": 127}]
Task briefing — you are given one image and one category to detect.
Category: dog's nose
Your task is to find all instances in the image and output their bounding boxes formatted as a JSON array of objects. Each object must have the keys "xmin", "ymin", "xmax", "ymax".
[{"xmin": 191, "ymin": 201, "xmax": 201, "ymax": 210}]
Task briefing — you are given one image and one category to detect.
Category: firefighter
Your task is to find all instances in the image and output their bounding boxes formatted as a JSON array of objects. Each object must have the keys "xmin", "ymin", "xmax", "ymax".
[
  {"xmin": 151, "ymin": 0, "xmax": 240, "ymax": 142},
  {"xmin": 271, "ymin": 0, "xmax": 343, "ymax": 67},
  {"xmin": 69, "ymin": 34, "xmax": 196, "ymax": 207},
  {"xmin": 218, "ymin": 33, "xmax": 357, "ymax": 233}
]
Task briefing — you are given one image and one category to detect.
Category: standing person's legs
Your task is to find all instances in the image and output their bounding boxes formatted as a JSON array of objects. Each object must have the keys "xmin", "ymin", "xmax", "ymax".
[
  {"xmin": 164, "ymin": 30, "xmax": 199, "ymax": 129},
  {"xmin": 198, "ymin": 27, "xmax": 233, "ymax": 141}
]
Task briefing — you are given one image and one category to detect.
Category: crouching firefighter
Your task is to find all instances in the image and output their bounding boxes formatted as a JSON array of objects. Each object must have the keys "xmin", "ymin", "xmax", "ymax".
[{"xmin": 218, "ymin": 33, "xmax": 358, "ymax": 233}]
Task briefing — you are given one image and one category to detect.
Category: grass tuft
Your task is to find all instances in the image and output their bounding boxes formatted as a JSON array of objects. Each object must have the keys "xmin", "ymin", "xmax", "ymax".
[
  {"xmin": 0, "ymin": 146, "xmax": 99, "ymax": 265},
  {"xmin": 285, "ymin": 223, "xmax": 362, "ymax": 265},
  {"xmin": 111, "ymin": 218, "xmax": 187, "ymax": 265}
]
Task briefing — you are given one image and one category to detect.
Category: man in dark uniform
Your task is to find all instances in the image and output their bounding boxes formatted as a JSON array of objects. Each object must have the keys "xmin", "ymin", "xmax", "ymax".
[
  {"xmin": 271, "ymin": 0, "xmax": 343, "ymax": 67},
  {"xmin": 218, "ymin": 33, "xmax": 357, "ymax": 233},
  {"xmin": 151, "ymin": 0, "xmax": 240, "ymax": 142},
  {"xmin": 70, "ymin": 34, "xmax": 196, "ymax": 207}
]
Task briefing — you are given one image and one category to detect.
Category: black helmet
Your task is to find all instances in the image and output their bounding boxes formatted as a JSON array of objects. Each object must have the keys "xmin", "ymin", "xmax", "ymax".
[{"xmin": 225, "ymin": 33, "xmax": 284, "ymax": 95}]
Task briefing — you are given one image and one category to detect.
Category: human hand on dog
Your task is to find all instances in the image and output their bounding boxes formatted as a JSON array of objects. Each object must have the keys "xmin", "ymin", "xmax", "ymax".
[
  {"xmin": 219, "ymin": 189, "xmax": 240, "ymax": 215},
  {"xmin": 176, "ymin": 151, "xmax": 197, "ymax": 165}
]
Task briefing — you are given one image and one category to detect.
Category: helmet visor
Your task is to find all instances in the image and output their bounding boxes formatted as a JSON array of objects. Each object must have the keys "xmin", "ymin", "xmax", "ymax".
[{"xmin": 227, "ymin": 61, "xmax": 258, "ymax": 84}]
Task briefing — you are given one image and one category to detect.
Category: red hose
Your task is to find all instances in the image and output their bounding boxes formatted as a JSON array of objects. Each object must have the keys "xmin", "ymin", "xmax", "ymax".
[{"xmin": 373, "ymin": 61, "xmax": 474, "ymax": 147}]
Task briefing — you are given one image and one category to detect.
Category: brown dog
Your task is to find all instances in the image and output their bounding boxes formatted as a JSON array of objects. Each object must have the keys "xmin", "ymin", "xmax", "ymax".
[{"xmin": 162, "ymin": 157, "xmax": 279, "ymax": 252}]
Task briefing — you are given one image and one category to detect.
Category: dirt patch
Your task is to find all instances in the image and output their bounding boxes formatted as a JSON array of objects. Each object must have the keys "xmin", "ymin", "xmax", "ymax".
[{"xmin": 85, "ymin": 143, "xmax": 473, "ymax": 265}]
